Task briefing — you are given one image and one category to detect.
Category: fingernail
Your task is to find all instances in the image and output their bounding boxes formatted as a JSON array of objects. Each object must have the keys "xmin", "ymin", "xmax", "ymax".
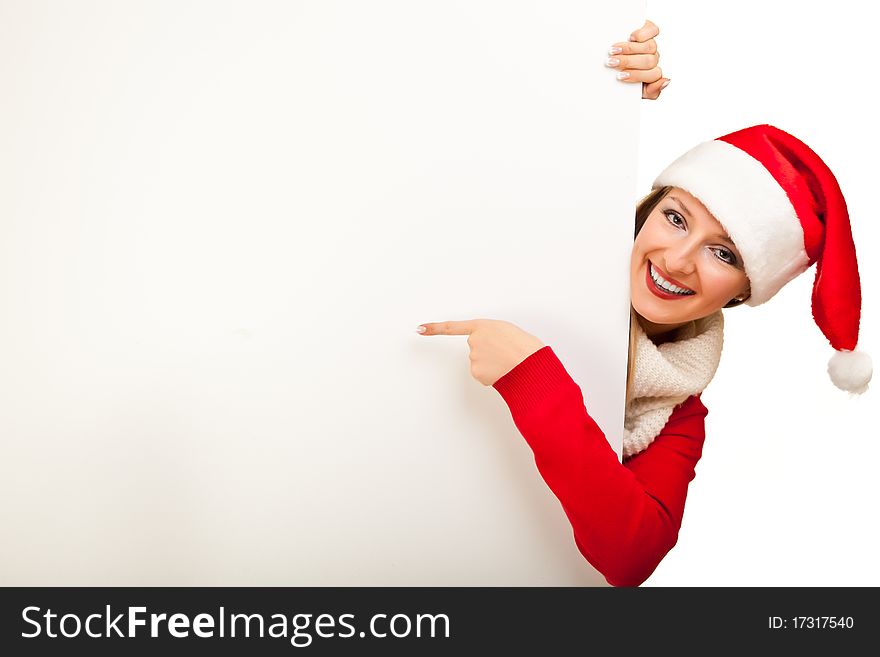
[
  {"xmin": 608, "ymin": 46, "xmax": 622, "ymax": 55},
  {"xmin": 416, "ymin": 325, "xmax": 426, "ymax": 333},
  {"xmin": 605, "ymin": 57, "xmax": 620, "ymax": 67},
  {"xmin": 660, "ymin": 79, "xmax": 671, "ymax": 89},
  {"xmin": 616, "ymin": 71, "xmax": 630, "ymax": 80}
]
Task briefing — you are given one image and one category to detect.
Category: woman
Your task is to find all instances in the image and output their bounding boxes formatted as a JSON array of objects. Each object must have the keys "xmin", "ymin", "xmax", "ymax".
[{"xmin": 416, "ymin": 23, "xmax": 872, "ymax": 586}]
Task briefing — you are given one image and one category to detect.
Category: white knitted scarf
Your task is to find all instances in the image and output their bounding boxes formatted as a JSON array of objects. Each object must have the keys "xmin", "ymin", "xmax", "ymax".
[{"xmin": 623, "ymin": 309, "xmax": 724, "ymax": 459}]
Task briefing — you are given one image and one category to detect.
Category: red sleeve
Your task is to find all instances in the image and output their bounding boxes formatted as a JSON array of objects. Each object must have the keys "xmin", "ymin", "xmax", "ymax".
[{"xmin": 492, "ymin": 345, "xmax": 708, "ymax": 587}]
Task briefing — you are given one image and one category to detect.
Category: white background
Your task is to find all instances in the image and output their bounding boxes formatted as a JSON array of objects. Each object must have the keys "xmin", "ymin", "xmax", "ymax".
[
  {"xmin": 638, "ymin": 0, "xmax": 878, "ymax": 586},
  {"xmin": 0, "ymin": 1, "xmax": 643, "ymax": 585}
]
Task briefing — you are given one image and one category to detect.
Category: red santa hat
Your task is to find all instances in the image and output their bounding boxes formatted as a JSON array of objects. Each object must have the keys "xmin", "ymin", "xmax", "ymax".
[{"xmin": 652, "ymin": 124, "xmax": 871, "ymax": 395}]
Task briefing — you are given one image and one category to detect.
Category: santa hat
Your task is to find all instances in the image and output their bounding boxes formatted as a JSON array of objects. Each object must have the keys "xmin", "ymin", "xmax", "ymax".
[{"xmin": 652, "ymin": 124, "xmax": 871, "ymax": 395}]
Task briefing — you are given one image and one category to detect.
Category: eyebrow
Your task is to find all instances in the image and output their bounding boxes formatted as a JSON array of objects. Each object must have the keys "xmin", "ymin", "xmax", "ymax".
[{"xmin": 668, "ymin": 196, "xmax": 738, "ymax": 247}]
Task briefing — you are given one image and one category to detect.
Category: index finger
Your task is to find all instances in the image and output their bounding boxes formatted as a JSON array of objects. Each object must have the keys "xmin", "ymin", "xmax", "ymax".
[
  {"xmin": 629, "ymin": 19, "xmax": 659, "ymax": 43},
  {"xmin": 417, "ymin": 320, "xmax": 479, "ymax": 336}
]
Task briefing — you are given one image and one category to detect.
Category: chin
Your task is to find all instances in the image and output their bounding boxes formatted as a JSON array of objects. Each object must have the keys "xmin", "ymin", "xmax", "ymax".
[{"xmin": 632, "ymin": 293, "xmax": 695, "ymax": 324}]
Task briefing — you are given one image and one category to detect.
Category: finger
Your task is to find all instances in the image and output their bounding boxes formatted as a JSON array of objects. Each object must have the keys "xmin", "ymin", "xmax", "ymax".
[
  {"xmin": 629, "ymin": 19, "xmax": 659, "ymax": 42},
  {"xmin": 609, "ymin": 39, "xmax": 657, "ymax": 56},
  {"xmin": 605, "ymin": 52, "xmax": 659, "ymax": 72},
  {"xmin": 642, "ymin": 78, "xmax": 670, "ymax": 100},
  {"xmin": 615, "ymin": 66, "xmax": 663, "ymax": 84},
  {"xmin": 417, "ymin": 320, "xmax": 477, "ymax": 336}
]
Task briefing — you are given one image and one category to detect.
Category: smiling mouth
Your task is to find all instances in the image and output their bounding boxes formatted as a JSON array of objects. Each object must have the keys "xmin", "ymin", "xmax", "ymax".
[{"xmin": 647, "ymin": 262, "xmax": 695, "ymax": 297}]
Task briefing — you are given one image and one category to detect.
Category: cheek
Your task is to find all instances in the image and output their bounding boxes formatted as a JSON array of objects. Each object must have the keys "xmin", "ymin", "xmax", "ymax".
[
  {"xmin": 629, "ymin": 245, "xmax": 640, "ymax": 271},
  {"xmin": 702, "ymin": 268, "xmax": 745, "ymax": 300},
  {"xmin": 633, "ymin": 220, "xmax": 665, "ymax": 253},
  {"xmin": 630, "ymin": 229, "xmax": 654, "ymax": 262},
  {"xmin": 630, "ymin": 245, "xmax": 646, "ymax": 282},
  {"xmin": 629, "ymin": 241, "xmax": 640, "ymax": 271}
]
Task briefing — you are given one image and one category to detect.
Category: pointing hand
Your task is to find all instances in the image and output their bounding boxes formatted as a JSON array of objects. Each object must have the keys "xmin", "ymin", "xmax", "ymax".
[{"xmin": 417, "ymin": 319, "xmax": 545, "ymax": 387}]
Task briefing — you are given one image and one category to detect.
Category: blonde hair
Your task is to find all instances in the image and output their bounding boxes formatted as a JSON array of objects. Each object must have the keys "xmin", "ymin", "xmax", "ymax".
[{"xmin": 626, "ymin": 186, "xmax": 672, "ymax": 404}]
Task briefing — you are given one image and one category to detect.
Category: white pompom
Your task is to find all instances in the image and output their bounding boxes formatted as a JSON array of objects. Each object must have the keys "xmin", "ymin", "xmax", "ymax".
[{"xmin": 827, "ymin": 349, "xmax": 872, "ymax": 394}]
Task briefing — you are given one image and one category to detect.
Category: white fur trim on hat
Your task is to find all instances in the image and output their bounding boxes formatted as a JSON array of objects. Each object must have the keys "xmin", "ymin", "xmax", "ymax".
[{"xmin": 652, "ymin": 140, "xmax": 811, "ymax": 306}]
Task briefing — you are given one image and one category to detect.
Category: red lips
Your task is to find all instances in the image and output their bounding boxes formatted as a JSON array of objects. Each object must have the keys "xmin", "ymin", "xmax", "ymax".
[
  {"xmin": 646, "ymin": 262, "xmax": 693, "ymax": 300},
  {"xmin": 650, "ymin": 262, "xmax": 693, "ymax": 291}
]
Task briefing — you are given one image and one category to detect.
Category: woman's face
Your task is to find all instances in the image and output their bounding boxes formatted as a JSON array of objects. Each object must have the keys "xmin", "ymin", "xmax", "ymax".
[{"xmin": 630, "ymin": 187, "xmax": 750, "ymax": 326}]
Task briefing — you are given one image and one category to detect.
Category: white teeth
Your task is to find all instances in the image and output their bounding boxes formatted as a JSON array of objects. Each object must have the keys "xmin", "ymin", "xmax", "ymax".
[{"xmin": 650, "ymin": 263, "xmax": 694, "ymax": 295}]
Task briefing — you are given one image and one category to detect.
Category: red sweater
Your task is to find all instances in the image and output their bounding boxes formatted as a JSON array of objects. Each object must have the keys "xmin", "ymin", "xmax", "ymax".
[{"xmin": 492, "ymin": 345, "xmax": 708, "ymax": 587}]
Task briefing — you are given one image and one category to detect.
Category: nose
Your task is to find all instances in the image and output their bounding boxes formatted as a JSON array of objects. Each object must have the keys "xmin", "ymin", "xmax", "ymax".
[{"xmin": 663, "ymin": 239, "xmax": 697, "ymax": 280}]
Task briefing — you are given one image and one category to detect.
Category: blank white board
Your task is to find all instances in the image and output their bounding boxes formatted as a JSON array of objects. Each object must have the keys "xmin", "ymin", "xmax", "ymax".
[{"xmin": 0, "ymin": 0, "xmax": 643, "ymax": 585}]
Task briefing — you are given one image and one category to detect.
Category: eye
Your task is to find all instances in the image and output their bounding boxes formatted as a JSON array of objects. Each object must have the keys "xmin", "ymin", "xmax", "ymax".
[
  {"xmin": 711, "ymin": 247, "xmax": 738, "ymax": 266},
  {"xmin": 664, "ymin": 210, "xmax": 685, "ymax": 229}
]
